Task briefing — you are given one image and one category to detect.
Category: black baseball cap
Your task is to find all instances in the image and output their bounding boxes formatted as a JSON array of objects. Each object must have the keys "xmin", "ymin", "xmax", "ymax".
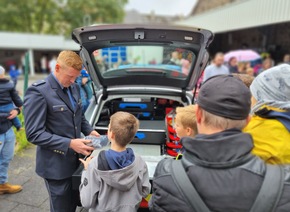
[{"xmin": 197, "ymin": 75, "xmax": 251, "ymax": 120}]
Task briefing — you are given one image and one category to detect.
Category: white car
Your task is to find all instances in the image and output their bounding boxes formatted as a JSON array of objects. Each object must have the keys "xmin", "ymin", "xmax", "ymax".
[{"xmin": 72, "ymin": 24, "xmax": 213, "ymax": 210}]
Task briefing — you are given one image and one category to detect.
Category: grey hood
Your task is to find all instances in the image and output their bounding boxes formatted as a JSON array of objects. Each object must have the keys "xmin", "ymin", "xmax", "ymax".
[
  {"xmin": 80, "ymin": 154, "xmax": 150, "ymax": 211},
  {"xmin": 96, "ymin": 155, "xmax": 142, "ymax": 191}
]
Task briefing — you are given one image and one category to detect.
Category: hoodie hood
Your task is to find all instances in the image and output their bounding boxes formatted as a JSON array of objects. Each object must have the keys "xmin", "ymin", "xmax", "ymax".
[
  {"xmin": 0, "ymin": 78, "xmax": 11, "ymax": 84},
  {"xmin": 96, "ymin": 155, "xmax": 142, "ymax": 191},
  {"xmin": 181, "ymin": 129, "xmax": 253, "ymax": 164},
  {"xmin": 255, "ymin": 107, "xmax": 290, "ymax": 132},
  {"xmin": 105, "ymin": 148, "xmax": 135, "ymax": 170}
]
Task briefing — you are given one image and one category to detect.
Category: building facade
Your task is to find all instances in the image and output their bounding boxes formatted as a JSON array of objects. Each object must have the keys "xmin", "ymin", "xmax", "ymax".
[
  {"xmin": 0, "ymin": 32, "xmax": 79, "ymax": 76},
  {"xmin": 178, "ymin": 0, "xmax": 290, "ymax": 63}
]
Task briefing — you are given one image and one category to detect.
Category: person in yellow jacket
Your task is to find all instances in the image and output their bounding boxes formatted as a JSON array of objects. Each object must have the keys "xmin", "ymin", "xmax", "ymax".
[{"xmin": 243, "ymin": 63, "xmax": 290, "ymax": 164}]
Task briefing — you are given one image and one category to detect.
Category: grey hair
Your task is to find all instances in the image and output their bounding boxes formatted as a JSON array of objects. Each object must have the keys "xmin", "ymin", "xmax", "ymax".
[{"xmin": 201, "ymin": 108, "xmax": 248, "ymax": 130}]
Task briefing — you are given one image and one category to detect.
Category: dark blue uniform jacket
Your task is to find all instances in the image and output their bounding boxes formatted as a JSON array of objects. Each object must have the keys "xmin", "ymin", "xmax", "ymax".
[{"xmin": 23, "ymin": 74, "xmax": 94, "ymax": 180}]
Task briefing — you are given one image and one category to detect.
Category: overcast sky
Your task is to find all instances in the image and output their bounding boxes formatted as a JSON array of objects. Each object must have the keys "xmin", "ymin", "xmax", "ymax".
[{"xmin": 125, "ymin": 0, "xmax": 198, "ymax": 16}]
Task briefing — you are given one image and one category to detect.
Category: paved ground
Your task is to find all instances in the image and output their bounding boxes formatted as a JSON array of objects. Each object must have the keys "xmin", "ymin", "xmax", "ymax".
[
  {"xmin": 0, "ymin": 74, "xmax": 85, "ymax": 211},
  {"xmin": 0, "ymin": 145, "xmax": 86, "ymax": 212},
  {"xmin": 0, "ymin": 145, "xmax": 50, "ymax": 212}
]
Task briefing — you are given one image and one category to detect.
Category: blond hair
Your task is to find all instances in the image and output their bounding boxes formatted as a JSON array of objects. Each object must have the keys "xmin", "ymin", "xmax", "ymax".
[
  {"xmin": 246, "ymin": 67, "xmax": 254, "ymax": 76},
  {"xmin": 57, "ymin": 50, "xmax": 83, "ymax": 71},
  {"xmin": 175, "ymin": 105, "xmax": 197, "ymax": 133},
  {"xmin": 201, "ymin": 108, "xmax": 247, "ymax": 130},
  {"xmin": 237, "ymin": 62, "xmax": 247, "ymax": 73},
  {"xmin": 109, "ymin": 111, "xmax": 139, "ymax": 147}
]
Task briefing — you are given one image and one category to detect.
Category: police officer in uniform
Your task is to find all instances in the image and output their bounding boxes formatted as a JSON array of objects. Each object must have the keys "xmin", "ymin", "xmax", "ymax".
[{"xmin": 24, "ymin": 50, "xmax": 99, "ymax": 212}]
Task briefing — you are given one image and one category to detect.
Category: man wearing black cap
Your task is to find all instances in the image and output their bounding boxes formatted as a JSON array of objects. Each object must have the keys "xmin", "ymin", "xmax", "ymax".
[{"xmin": 149, "ymin": 75, "xmax": 290, "ymax": 212}]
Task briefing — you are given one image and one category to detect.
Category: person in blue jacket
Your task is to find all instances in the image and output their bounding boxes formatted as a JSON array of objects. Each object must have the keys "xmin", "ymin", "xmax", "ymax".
[
  {"xmin": 0, "ymin": 65, "xmax": 23, "ymax": 195},
  {"xmin": 8, "ymin": 65, "xmax": 20, "ymax": 88}
]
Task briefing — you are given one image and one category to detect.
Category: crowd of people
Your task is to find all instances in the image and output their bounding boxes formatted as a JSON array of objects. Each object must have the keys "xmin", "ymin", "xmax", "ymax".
[
  {"xmin": 0, "ymin": 49, "xmax": 290, "ymax": 212},
  {"xmin": 148, "ymin": 54, "xmax": 290, "ymax": 211},
  {"xmin": 150, "ymin": 64, "xmax": 290, "ymax": 211},
  {"xmin": 201, "ymin": 51, "xmax": 290, "ymax": 84}
]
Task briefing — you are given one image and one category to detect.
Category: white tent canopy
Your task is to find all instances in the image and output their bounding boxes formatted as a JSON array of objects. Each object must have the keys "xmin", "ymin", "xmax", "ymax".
[
  {"xmin": 0, "ymin": 32, "xmax": 79, "ymax": 76},
  {"xmin": 0, "ymin": 32, "xmax": 79, "ymax": 50}
]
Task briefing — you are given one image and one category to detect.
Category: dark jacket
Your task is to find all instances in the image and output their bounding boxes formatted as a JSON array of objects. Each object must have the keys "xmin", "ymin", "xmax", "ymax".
[
  {"xmin": 23, "ymin": 74, "xmax": 94, "ymax": 180},
  {"xmin": 149, "ymin": 129, "xmax": 290, "ymax": 212},
  {"xmin": 0, "ymin": 78, "xmax": 23, "ymax": 133},
  {"xmin": 0, "ymin": 78, "xmax": 22, "ymax": 105}
]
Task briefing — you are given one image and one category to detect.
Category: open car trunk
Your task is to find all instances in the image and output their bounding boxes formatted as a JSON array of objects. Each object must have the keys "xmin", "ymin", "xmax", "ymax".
[
  {"xmin": 72, "ymin": 93, "xmax": 189, "ymax": 183},
  {"xmin": 71, "ymin": 24, "xmax": 214, "ymax": 210}
]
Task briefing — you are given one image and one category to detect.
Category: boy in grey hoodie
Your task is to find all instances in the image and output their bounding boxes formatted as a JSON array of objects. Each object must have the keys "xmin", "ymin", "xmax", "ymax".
[{"xmin": 79, "ymin": 111, "xmax": 151, "ymax": 212}]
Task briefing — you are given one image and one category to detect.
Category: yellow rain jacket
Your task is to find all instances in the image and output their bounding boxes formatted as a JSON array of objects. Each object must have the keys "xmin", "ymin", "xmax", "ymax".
[{"xmin": 243, "ymin": 106, "xmax": 290, "ymax": 164}]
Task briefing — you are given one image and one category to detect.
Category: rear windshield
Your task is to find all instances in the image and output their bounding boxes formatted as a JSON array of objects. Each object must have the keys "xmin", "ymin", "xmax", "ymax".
[{"xmin": 92, "ymin": 45, "xmax": 196, "ymax": 79}]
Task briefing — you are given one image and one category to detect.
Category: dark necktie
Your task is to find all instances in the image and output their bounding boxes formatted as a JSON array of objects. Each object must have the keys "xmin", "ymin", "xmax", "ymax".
[{"xmin": 63, "ymin": 87, "xmax": 76, "ymax": 110}]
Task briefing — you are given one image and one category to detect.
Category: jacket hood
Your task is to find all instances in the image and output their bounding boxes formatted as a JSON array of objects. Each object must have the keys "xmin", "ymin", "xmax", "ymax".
[
  {"xmin": 181, "ymin": 129, "xmax": 253, "ymax": 164},
  {"xmin": 96, "ymin": 156, "xmax": 142, "ymax": 191},
  {"xmin": 0, "ymin": 78, "xmax": 11, "ymax": 84},
  {"xmin": 255, "ymin": 107, "xmax": 290, "ymax": 132},
  {"xmin": 105, "ymin": 148, "xmax": 135, "ymax": 170}
]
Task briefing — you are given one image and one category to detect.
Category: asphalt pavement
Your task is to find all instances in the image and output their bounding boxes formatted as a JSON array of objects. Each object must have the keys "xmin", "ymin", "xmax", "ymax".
[
  {"xmin": 0, "ymin": 145, "xmax": 50, "ymax": 211},
  {"xmin": 0, "ymin": 74, "xmax": 85, "ymax": 212}
]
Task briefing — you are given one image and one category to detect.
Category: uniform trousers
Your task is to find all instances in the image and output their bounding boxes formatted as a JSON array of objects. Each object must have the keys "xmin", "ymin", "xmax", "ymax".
[{"xmin": 44, "ymin": 177, "xmax": 79, "ymax": 212}]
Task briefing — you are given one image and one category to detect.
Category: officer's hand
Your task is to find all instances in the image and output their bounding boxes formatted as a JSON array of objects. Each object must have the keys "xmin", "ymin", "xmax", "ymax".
[{"xmin": 70, "ymin": 139, "xmax": 94, "ymax": 156}]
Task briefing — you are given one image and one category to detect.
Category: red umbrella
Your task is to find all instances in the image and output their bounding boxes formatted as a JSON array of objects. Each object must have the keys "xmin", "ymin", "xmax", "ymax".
[{"xmin": 224, "ymin": 49, "xmax": 261, "ymax": 62}]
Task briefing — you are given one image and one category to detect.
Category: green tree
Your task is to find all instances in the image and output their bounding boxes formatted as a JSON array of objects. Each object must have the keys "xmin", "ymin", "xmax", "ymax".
[{"xmin": 0, "ymin": 0, "xmax": 127, "ymax": 36}]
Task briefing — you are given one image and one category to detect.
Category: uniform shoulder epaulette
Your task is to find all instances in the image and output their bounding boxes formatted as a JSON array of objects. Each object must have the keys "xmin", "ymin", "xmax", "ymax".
[{"xmin": 32, "ymin": 80, "xmax": 46, "ymax": 86}]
